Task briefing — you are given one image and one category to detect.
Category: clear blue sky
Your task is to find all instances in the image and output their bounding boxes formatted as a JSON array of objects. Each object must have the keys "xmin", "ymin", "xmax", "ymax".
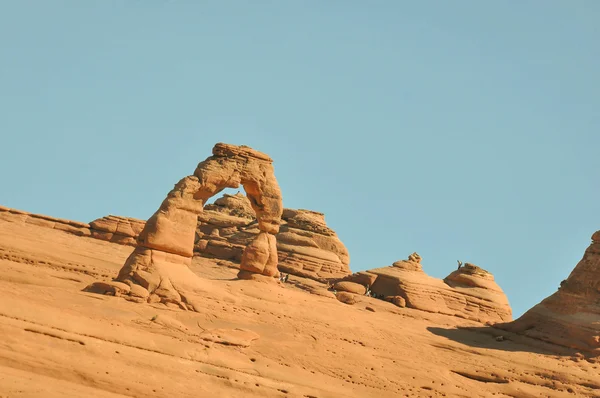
[{"xmin": 1, "ymin": 1, "xmax": 598, "ymax": 318}]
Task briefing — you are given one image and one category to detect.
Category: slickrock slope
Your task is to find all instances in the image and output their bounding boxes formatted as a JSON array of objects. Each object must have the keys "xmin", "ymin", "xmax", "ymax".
[
  {"xmin": 86, "ymin": 192, "xmax": 351, "ymax": 280},
  {"xmin": 1, "ymin": 214, "xmax": 599, "ymax": 398},
  {"xmin": 0, "ymin": 204, "xmax": 90, "ymax": 236},
  {"xmin": 496, "ymin": 231, "xmax": 600, "ymax": 356},
  {"xmin": 0, "ymin": 206, "xmax": 144, "ymax": 247},
  {"xmin": 337, "ymin": 254, "xmax": 512, "ymax": 324}
]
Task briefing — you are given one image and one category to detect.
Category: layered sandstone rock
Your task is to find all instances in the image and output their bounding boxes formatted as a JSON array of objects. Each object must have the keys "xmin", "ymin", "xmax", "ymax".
[
  {"xmin": 276, "ymin": 209, "xmax": 350, "ymax": 279},
  {"xmin": 86, "ymin": 143, "xmax": 284, "ymax": 309},
  {"xmin": 496, "ymin": 231, "xmax": 600, "ymax": 356},
  {"xmin": 338, "ymin": 254, "xmax": 512, "ymax": 324},
  {"xmin": 333, "ymin": 281, "xmax": 366, "ymax": 295},
  {"xmin": 194, "ymin": 193, "xmax": 351, "ymax": 280},
  {"xmin": 85, "ymin": 192, "xmax": 351, "ymax": 281},
  {"xmin": 89, "ymin": 215, "xmax": 146, "ymax": 246},
  {"xmin": 0, "ymin": 205, "xmax": 90, "ymax": 236}
]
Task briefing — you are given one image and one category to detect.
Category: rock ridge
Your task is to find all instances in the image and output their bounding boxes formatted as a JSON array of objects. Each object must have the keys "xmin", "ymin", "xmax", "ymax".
[
  {"xmin": 496, "ymin": 230, "xmax": 600, "ymax": 356},
  {"xmin": 335, "ymin": 253, "xmax": 512, "ymax": 324}
]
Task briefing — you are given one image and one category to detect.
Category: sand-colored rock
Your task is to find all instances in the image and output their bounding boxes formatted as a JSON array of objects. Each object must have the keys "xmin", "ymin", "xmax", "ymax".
[
  {"xmin": 392, "ymin": 259, "xmax": 423, "ymax": 272},
  {"xmin": 25, "ymin": 216, "xmax": 56, "ymax": 228},
  {"xmin": 196, "ymin": 197, "xmax": 351, "ymax": 280},
  {"xmin": 85, "ymin": 143, "xmax": 284, "ymax": 308},
  {"xmin": 86, "ymin": 281, "xmax": 131, "ymax": 296},
  {"xmin": 237, "ymin": 269, "xmax": 280, "ymax": 283},
  {"xmin": 239, "ymin": 232, "xmax": 274, "ymax": 274},
  {"xmin": 0, "ymin": 211, "xmax": 28, "ymax": 223},
  {"xmin": 390, "ymin": 295, "xmax": 407, "ymax": 307},
  {"xmin": 345, "ymin": 271, "xmax": 379, "ymax": 287},
  {"xmin": 336, "ymin": 291, "xmax": 359, "ymax": 305},
  {"xmin": 2, "ymin": 189, "xmax": 351, "ymax": 282},
  {"xmin": 2, "ymin": 203, "xmax": 600, "ymax": 397},
  {"xmin": 52, "ymin": 222, "xmax": 91, "ymax": 237},
  {"xmin": 340, "ymin": 254, "xmax": 512, "ymax": 324},
  {"xmin": 89, "ymin": 215, "xmax": 146, "ymax": 247},
  {"xmin": 496, "ymin": 231, "xmax": 600, "ymax": 355},
  {"xmin": 334, "ymin": 281, "xmax": 367, "ymax": 295},
  {"xmin": 0, "ymin": 205, "xmax": 92, "ymax": 236},
  {"xmin": 204, "ymin": 191, "xmax": 255, "ymax": 219},
  {"xmin": 199, "ymin": 328, "xmax": 260, "ymax": 347}
]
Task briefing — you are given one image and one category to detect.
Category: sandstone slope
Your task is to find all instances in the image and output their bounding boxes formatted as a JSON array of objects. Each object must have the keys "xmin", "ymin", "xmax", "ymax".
[
  {"xmin": 0, "ymin": 214, "xmax": 598, "ymax": 397},
  {"xmin": 496, "ymin": 230, "xmax": 600, "ymax": 356}
]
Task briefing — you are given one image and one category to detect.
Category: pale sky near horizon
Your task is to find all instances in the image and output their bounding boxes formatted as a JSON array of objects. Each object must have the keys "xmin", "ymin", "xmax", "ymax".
[{"xmin": 1, "ymin": 1, "xmax": 598, "ymax": 318}]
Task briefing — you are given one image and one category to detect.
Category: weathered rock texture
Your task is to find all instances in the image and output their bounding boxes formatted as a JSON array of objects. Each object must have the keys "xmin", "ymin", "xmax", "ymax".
[
  {"xmin": 337, "ymin": 254, "xmax": 512, "ymax": 324},
  {"xmin": 0, "ymin": 192, "xmax": 350, "ymax": 282},
  {"xmin": 195, "ymin": 193, "xmax": 351, "ymax": 280},
  {"xmin": 89, "ymin": 215, "xmax": 146, "ymax": 246},
  {"xmin": 86, "ymin": 192, "xmax": 351, "ymax": 280},
  {"xmin": 496, "ymin": 231, "xmax": 600, "ymax": 356},
  {"xmin": 0, "ymin": 205, "xmax": 90, "ymax": 236},
  {"xmin": 0, "ymin": 206, "xmax": 144, "ymax": 247},
  {"xmin": 86, "ymin": 143, "xmax": 284, "ymax": 308}
]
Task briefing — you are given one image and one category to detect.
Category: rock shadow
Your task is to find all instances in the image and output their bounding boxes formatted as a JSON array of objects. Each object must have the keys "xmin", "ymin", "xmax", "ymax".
[{"xmin": 427, "ymin": 325, "xmax": 582, "ymax": 358}]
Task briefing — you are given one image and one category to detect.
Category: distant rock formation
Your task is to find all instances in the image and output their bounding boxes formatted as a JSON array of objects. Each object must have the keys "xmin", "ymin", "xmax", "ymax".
[
  {"xmin": 86, "ymin": 192, "xmax": 351, "ymax": 280},
  {"xmin": 86, "ymin": 143, "xmax": 284, "ymax": 309},
  {"xmin": 337, "ymin": 254, "xmax": 512, "ymax": 324},
  {"xmin": 196, "ymin": 193, "xmax": 351, "ymax": 280},
  {"xmin": 496, "ymin": 231, "xmax": 600, "ymax": 356}
]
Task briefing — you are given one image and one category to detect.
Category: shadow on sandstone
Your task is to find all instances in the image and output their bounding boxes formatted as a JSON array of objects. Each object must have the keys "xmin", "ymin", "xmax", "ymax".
[{"xmin": 427, "ymin": 325, "xmax": 581, "ymax": 358}]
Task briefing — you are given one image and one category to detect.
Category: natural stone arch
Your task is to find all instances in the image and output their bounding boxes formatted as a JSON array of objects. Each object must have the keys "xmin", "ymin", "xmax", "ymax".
[{"xmin": 86, "ymin": 143, "xmax": 283, "ymax": 310}]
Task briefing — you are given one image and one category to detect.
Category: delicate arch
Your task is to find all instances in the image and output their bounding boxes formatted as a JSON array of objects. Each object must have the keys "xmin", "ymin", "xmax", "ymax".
[{"xmin": 89, "ymin": 143, "xmax": 284, "ymax": 309}]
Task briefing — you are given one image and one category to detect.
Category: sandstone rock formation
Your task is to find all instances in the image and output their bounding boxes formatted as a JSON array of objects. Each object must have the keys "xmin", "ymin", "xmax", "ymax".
[
  {"xmin": 408, "ymin": 252, "xmax": 422, "ymax": 263},
  {"xmin": 86, "ymin": 143, "xmax": 284, "ymax": 309},
  {"xmin": 89, "ymin": 215, "xmax": 146, "ymax": 246},
  {"xmin": 267, "ymin": 208, "xmax": 351, "ymax": 279},
  {"xmin": 336, "ymin": 291, "xmax": 360, "ymax": 305},
  {"xmin": 337, "ymin": 254, "xmax": 512, "ymax": 324},
  {"xmin": 0, "ymin": 205, "xmax": 90, "ymax": 236},
  {"xmin": 333, "ymin": 281, "xmax": 366, "ymax": 295},
  {"xmin": 7, "ymin": 216, "xmax": 600, "ymax": 397},
  {"xmin": 0, "ymin": 205, "xmax": 145, "ymax": 246},
  {"xmin": 496, "ymin": 231, "xmax": 600, "ymax": 356},
  {"xmin": 195, "ymin": 193, "xmax": 351, "ymax": 280},
  {"xmin": 86, "ymin": 192, "xmax": 351, "ymax": 280},
  {"xmin": 1, "ymin": 190, "xmax": 350, "ymax": 283}
]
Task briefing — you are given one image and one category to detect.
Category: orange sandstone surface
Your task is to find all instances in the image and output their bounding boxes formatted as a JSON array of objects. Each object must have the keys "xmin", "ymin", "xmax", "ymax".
[{"xmin": 0, "ymin": 143, "xmax": 598, "ymax": 397}]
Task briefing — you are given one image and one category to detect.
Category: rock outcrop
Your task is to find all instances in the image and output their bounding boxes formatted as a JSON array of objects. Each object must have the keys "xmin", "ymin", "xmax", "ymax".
[
  {"xmin": 0, "ymin": 206, "xmax": 144, "ymax": 246},
  {"xmin": 1, "ymin": 190, "xmax": 350, "ymax": 283},
  {"xmin": 277, "ymin": 209, "xmax": 350, "ymax": 279},
  {"xmin": 194, "ymin": 193, "xmax": 350, "ymax": 280},
  {"xmin": 496, "ymin": 231, "xmax": 600, "ymax": 356},
  {"xmin": 337, "ymin": 254, "xmax": 512, "ymax": 324},
  {"xmin": 0, "ymin": 205, "xmax": 90, "ymax": 236},
  {"xmin": 86, "ymin": 192, "xmax": 351, "ymax": 280},
  {"xmin": 86, "ymin": 143, "xmax": 284, "ymax": 309},
  {"xmin": 89, "ymin": 215, "xmax": 146, "ymax": 246}
]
